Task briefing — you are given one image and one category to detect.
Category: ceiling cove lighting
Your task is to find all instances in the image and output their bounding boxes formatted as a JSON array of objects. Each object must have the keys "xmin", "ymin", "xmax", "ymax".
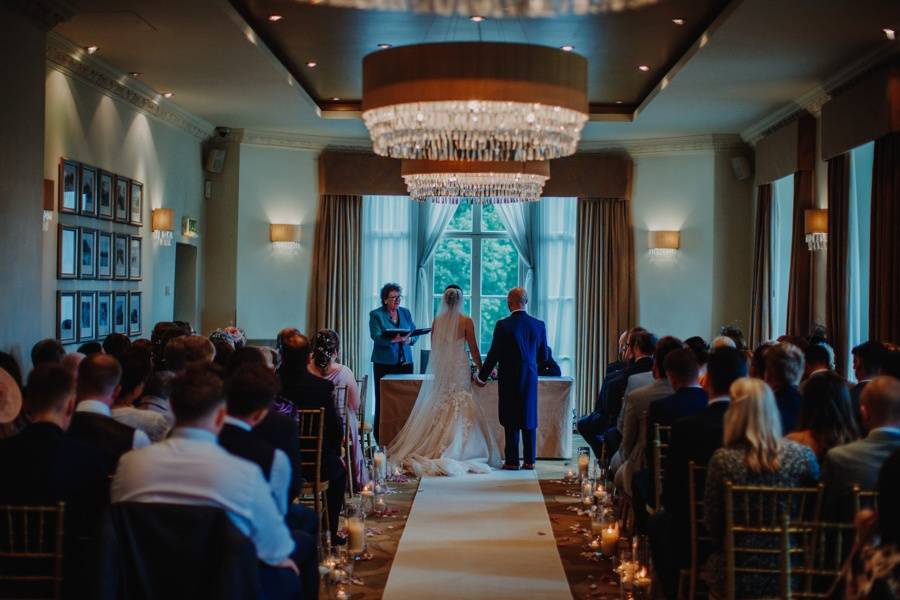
[
  {"xmin": 672, "ymin": 18, "xmax": 684, "ymax": 25},
  {"xmin": 638, "ymin": 64, "xmax": 650, "ymax": 71},
  {"xmin": 306, "ymin": 61, "xmax": 318, "ymax": 67},
  {"xmin": 162, "ymin": 91, "xmax": 174, "ymax": 98},
  {"xmin": 292, "ymin": 0, "xmax": 659, "ymax": 17},
  {"xmin": 362, "ymin": 42, "xmax": 589, "ymax": 161},
  {"xmin": 85, "ymin": 45, "xmax": 99, "ymax": 54},
  {"xmin": 401, "ymin": 160, "xmax": 550, "ymax": 204},
  {"xmin": 268, "ymin": 14, "xmax": 283, "ymax": 21}
]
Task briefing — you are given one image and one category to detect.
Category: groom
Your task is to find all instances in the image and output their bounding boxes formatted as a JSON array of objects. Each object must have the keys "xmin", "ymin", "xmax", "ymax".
[{"xmin": 476, "ymin": 288, "xmax": 548, "ymax": 470}]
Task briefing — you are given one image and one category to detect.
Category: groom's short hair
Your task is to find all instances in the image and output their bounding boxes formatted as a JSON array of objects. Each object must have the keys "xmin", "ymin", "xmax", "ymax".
[{"xmin": 508, "ymin": 287, "xmax": 528, "ymax": 306}]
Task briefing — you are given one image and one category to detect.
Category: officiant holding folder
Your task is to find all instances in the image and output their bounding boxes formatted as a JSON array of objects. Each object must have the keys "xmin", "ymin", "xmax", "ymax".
[{"xmin": 370, "ymin": 283, "xmax": 419, "ymax": 443}]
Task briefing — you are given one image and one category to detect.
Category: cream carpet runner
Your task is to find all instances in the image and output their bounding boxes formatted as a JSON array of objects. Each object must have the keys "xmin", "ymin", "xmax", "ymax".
[{"xmin": 382, "ymin": 469, "xmax": 572, "ymax": 599}]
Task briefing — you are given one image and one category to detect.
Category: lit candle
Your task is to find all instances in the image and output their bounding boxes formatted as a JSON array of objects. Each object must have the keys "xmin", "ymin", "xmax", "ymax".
[
  {"xmin": 581, "ymin": 480, "xmax": 594, "ymax": 506},
  {"xmin": 601, "ymin": 522, "xmax": 619, "ymax": 555},
  {"xmin": 375, "ymin": 496, "xmax": 387, "ymax": 511},
  {"xmin": 578, "ymin": 453, "xmax": 590, "ymax": 478},
  {"xmin": 565, "ymin": 468, "xmax": 576, "ymax": 480},
  {"xmin": 634, "ymin": 567, "xmax": 652, "ymax": 595},
  {"xmin": 348, "ymin": 518, "xmax": 365, "ymax": 554},
  {"xmin": 374, "ymin": 451, "xmax": 387, "ymax": 480},
  {"xmin": 334, "ymin": 585, "xmax": 350, "ymax": 600}
]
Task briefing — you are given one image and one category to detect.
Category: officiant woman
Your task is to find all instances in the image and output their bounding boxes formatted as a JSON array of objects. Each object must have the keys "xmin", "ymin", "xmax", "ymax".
[{"xmin": 369, "ymin": 282, "xmax": 417, "ymax": 443}]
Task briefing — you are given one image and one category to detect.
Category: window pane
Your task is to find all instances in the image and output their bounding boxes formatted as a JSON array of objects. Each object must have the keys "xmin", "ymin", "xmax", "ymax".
[
  {"xmin": 771, "ymin": 175, "xmax": 794, "ymax": 337},
  {"xmin": 480, "ymin": 297, "xmax": 506, "ymax": 352},
  {"xmin": 446, "ymin": 202, "xmax": 473, "ymax": 232},
  {"xmin": 481, "ymin": 238, "xmax": 518, "ymax": 296},
  {"xmin": 481, "ymin": 203, "xmax": 506, "ymax": 232},
  {"xmin": 433, "ymin": 237, "xmax": 472, "ymax": 295}
]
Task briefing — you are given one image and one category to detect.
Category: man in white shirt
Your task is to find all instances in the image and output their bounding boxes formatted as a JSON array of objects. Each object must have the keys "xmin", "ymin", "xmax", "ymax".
[
  {"xmin": 111, "ymin": 347, "xmax": 171, "ymax": 442},
  {"xmin": 113, "ymin": 367, "xmax": 314, "ymax": 600}
]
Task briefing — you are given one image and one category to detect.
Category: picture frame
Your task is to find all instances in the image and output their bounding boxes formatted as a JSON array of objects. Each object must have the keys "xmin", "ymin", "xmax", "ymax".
[
  {"xmin": 113, "ymin": 233, "xmax": 128, "ymax": 280},
  {"xmin": 128, "ymin": 291, "xmax": 142, "ymax": 336},
  {"xmin": 59, "ymin": 159, "xmax": 79, "ymax": 214},
  {"xmin": 182, "ymin": 216, "xmax": 199, "ymax": 238},
  {"xmin": 79, "ymin": 227, "xmax": 97, "ymax": 279},
  {"xmin": 96, "ymin": 291, "xmax": 112, "ymax": 339},
  {"xmin": 114, "ymin": 176, "xmax": 129, "ymax": 223},
  {"xmin": 97, "ymin": 231, "xmax": 112, "ymax": 279},
  {"xmin": 57, "ymin": 291, "xmax": 77, "ymax": 344},
  {"xmin": 80, "ymin": 165, "xmax": 97, "ymax": 216},
  {"xmin": 78, "ymin": 291, "xmax": 96, "ymax": 342},
  {"xmin": 98, "ymin": 170, "xmax": 114, "ymax": 220},
  {"xmin": 113, "ymin": 292, "xmax": 128, "ymax": 334},
  {"xmin": 129, "ymin": 236, "xmax": 142, "ymax": 280},
  {"xmin": 57, "ymin": 224, "xmax": 78, "ymax": 279},
  {"xmin": 129, "ymin": 181, "xmax": 143, "ymax": 226}
]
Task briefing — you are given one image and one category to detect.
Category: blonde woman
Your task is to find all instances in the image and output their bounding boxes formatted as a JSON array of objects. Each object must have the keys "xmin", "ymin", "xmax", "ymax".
[{"xmin": 703, "ymin": 377, "xmax": 819, "ymax": 598}]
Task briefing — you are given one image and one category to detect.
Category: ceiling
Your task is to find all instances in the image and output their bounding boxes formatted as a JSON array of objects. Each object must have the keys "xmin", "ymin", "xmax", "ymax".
[{"xmin": 54, "ymin": 0, "xmax": 900, "ymax": 142}]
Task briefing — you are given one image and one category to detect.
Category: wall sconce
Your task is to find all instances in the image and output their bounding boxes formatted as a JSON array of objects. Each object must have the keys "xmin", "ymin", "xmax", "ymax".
[
  {"xmin": 648, "ymin": 230, "xmax": 680, "ymax": 256},
  {"xmin": 270, "ymin": 223, "xmax": 301, "ymax": 246},
  {"xmin": 152, "ymin": 208, "xmax": 174, "ymax": 246},
  {"xmin": 42, "ymin": 179, "xmax": 54, "ymax": 231},
  {"xmin": 804, "ymin": 209, "xmax": 827, "ymax": 251}
]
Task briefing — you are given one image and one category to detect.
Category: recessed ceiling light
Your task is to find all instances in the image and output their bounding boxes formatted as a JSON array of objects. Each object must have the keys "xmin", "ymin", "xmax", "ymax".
[
  {"xmin": 268, "ymin": 14, "xmax": 283, "ymax": 22},
  {"xmin": 128, "ymin": 71, "xmax": 141, "ymax": 77},
  {"xmin": 85, "ymin": 46, "xmax": 99, "ymax": 54},
  {"xmin": 672, "ymin": 18, "xmax": 684, "ymax": 25},
  {"xmin": 615, "ymin": 100, "xmax": 623, "ymax": 104},
  {"xmin": 162, "ymin": 92, "xmax": 174, "ymax": 99},
  {"xmin": 638, "ymin": 65, "xmax": 650, "ymax": 72},
  {"xmin": 378, "ymin": 43, "xmax": 392, "ymax": 49},
  {"xmin": 306, "ymin": 61, "xmax": 318, "ymax": 68},
  {"xmin": 469, "ymin": 15, "xmax": 485, "ymax": 22},
  {"xmin": 332, "ymin": 97, "xmax": 340, "ymax": 101},
  {"xmin": 885, "ymin": 28, "xmax": 896, "ymax": 40},
  {"xmin": 560, "ymin": 45, "xmax": 574, "ymax": 52}
]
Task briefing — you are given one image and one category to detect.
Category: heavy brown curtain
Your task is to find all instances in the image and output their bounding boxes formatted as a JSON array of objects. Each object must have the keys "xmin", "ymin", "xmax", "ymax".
[
  {"xmin": 785, "ymin": 170, "xmax": 815, "ymax": 337},
  {"xmin": 308, "ymin": 194, "xmax": 363, "ymax": 374},
  {"xmin": 575, "ymin": 197, "xmax": 636, "ymax": 416},
  {"xmin": 749, "ymin": 184, "xmax": 773, "ymax": 348},
  {"xmin": 870, "ymin": 133, "xmax": 900, "ymax": 342},
  {"xmin": 826, "ymin": 154, "xmax": 850, "ymax": 374}
]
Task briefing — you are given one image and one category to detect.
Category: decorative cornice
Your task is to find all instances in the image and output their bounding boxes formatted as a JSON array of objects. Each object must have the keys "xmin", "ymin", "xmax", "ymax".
[
  {"xmin": 579, "ymin": 134, "xmax": 747, "ymax": 157},
  {"xmin": 45, "ymin": 33, "xmax": 215, "ymax": 142},
  {"xmin": 241, "ymin": 128, "xmax": 372, "ymax": 151}
]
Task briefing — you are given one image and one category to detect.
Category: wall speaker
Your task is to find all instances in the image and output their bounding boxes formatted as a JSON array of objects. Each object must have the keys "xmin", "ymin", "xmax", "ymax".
[
  {"xmin": 730, "ymin": 156, "xmax": 752, "ymax": 181},
  {"xmin": 205, "ymin": 149, "xmax": 226, "ymax": 173}
]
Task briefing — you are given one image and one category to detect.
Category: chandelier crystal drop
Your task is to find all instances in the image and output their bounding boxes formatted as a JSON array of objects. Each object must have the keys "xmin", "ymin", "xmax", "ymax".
[{"xmin": 401, "ymin": 160, "xmax": 550, "ymax": 204}]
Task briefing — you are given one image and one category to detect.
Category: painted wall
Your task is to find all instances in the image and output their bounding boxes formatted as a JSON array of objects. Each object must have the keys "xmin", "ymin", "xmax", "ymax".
[
  {"xmin": 235, "ymin": 143, "xmax": 319, "ymax": 340},
  {"xmin": 43, "ymin": 67, "xmax": 204, "ymax": 346}
]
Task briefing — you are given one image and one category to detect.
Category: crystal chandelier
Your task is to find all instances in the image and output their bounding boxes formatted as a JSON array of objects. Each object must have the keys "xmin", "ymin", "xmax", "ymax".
[
  {"xmin": 362, "ymin": 42, "xmax": 589, "ymax": 161},
  {"xmin": 401, "ymin": 160, "xmax": 550, "ymax": 203}
]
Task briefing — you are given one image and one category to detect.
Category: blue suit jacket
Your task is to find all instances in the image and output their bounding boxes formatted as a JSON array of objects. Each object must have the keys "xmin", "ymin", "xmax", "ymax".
[
  {"xmin": 369, "ymin": 306, "xmax": 417, "ymax": 366},
  {"xmin": 478, "ymin": 311, "xmax": 548, "ymax": 430}
]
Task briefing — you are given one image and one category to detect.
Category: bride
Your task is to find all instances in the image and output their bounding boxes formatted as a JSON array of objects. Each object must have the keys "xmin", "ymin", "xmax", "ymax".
[{"xmin": 388, "ymin": 285, "xmax": 501, "ymax": 476}]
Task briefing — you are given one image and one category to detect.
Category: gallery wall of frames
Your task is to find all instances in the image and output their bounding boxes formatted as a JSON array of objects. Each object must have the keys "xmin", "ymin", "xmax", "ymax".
[{"xmin": 56, "ymin": 158, "xmax": 144, "ymax": 345}]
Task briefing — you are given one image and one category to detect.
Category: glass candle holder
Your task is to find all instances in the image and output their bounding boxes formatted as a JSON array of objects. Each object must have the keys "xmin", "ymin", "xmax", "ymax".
[
  {"xmin": 581, "ymin": 479, "xmax": 594, "ymax": 507},
  {"xmin": 345, "ymin": 503, "xmax": 366, "ymax": 557},
  {"xmin": 600, "ymin": 518, "xmax": 621, "ymax": 556},
  {"xmin": 577, "ymin": 447, "xmax": 591, "ymax": 480}
]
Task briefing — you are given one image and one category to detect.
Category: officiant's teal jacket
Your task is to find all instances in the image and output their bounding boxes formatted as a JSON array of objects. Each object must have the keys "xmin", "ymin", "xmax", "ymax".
[{"xmin": 369, "ymin": 306, "xmax": 417, "ymax": 365}]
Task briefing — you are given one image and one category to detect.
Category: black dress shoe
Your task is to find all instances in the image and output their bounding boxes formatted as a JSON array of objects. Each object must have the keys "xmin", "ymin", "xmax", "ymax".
[
  {"xmin": 521, "ymin": 463, "xmax": 535, "ymax": 470},
  {"xmin": 502, "ymin": 464, "xmax": 520, "ymax": 471}
]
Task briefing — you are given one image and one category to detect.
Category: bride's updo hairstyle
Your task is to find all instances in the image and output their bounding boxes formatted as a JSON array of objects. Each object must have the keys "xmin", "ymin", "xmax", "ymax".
[
  {"xmin": 443, "ymin": 285, "xmax": 462, "ymax": 308},
  {"xmin": 312, "ymin": 329, "xmax": 340, "ymax": 370}
]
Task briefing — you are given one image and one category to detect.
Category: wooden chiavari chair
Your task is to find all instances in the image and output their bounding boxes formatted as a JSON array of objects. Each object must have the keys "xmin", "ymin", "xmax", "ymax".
[
  {"xmin": 652, "ymin": 423, "xmax": 672, "ymax": 511},
  {"xmin": 683, "ymin": 461, "xmax": 711, "ymax": 600},
  {"xmin": 333, "ymin": 386, "xmax": 355, "ymax": 498},
  {"xmin": 296, "ymin": 408, "xmax": 329, "ymax": 545},
  {"xmin": 0, "ymin": 503, "xmax": 65, "ymax": 600},
  {"xmin": 786, "ymin": 519, "xmax": 857, "ymax": 598},
  {"xmin": 851, "ymin": 485, "xmax": 879, "ymax": 516},
  {"xmin": 356, "ymin": 375, "xmax": 373, "ymax": 458}
]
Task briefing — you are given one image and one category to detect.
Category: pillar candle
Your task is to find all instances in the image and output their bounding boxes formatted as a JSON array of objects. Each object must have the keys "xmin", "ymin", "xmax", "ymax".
[
  {"xmin": 348, "ymin": 518, "xmax": 365, "ymax": 554},
  {"xmin": 374, "ymin": 451, "xmax": 387, "ymax": 479}
]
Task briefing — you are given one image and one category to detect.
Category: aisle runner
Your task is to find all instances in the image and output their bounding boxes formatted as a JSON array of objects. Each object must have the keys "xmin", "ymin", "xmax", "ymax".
[{"xmin": 382, "ymin": 470, "xmax": 572, "ymax": 599}]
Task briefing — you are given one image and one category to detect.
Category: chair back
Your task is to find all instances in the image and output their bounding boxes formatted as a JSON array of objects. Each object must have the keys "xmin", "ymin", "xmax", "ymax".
[
  {"xmin": 297, "ymin": 408, "xmax": 325, "ymax": 484},
  {"xmin": 687, "ymin": 462, "xmax": 711, "ymax": 599},
  {"xmin": 723, "ymin": 482, "xmax": 823, "ymax": 600},
  {"xmin": 333, "ymin": 386, "xmax": 348, "ymax": 430},
  {"xmin": 851, "ymin": 485, "xmax": 879, "ymax": 516},
  {"xmin": 652, "ymin": 423, "xmax": 671, "ymax": 509},
  {"xmin": 787, "ymin": 519, "xmax": 857, "ymax": 599},
  {"xmin": 0, "ymin": 503, "xmax": 65, "ymax": 600},
  {"xmin": 356, "ymin": 375, "xmax": 368, "ymax": 428}
]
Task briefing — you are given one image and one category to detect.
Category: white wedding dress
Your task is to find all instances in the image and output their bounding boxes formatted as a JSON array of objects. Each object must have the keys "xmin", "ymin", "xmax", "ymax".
[{"xmin": 387, "ymin": 292, "xmax": 501, "ymax": 477}]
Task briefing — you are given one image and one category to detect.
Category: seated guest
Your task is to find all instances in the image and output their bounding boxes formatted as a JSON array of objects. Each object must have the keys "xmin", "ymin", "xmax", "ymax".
[
  {"xmin": 68, "ymin": 354, "xmax": 150, "ymax": 469},
  {"xmin": 0, "ymin": 364, "xmax": 113, "ymax": 597},
  {"xmin": 77, "ymin": 341, "xmax": 103, "ymax": 355},
  {"xmin": 0, "ymin": 353, "xmax": 24, "ymax": 439},
  {"xmin": 787, "ymin": 370, "xmax": 860, "ymax": 460},
  {"xmin": 308, "ymin": 329, "xmax": 369, "ymax": 491},
  {"xmin": 648, "ymin": 348, "xmax": 709, "ymax": 429},
  {"xmin": 749, "ymin": 341, "xmax": 776, "ymax": 379},
  {"xmin": 136, "ymin": 370, "xmax": 176, "ymax": 428},
  {"xmin": 162, "ymin": 335, "xmax": 188, "ymax": 373},
  {"xmin": 851, "ymin": 341, "xmax": 885, "ymax": 429},
  {"xmin": 279, "ymin": 332, "xmax": 346, "ymax": 543},
  {"xmin": 102, "ymin": 333, "xmax": 131, "ymax": 360},
  {"xmin": 112, "ymin": 367, "xmax": 315, "ymax": 600},
  {"xmin": 803, "ymin": 342, "xmax": 835, "ymax": 381},
  {"xmin": 111, "ymin": 347, "xmax": 170, "ymax": 442},
  {"xmin": 602, "ymin": 330, "xmax": 657, "ymax": 457},
  {"xmin": 683, "ymin": 336, "xmax": 709, "ymax": 382},
  {"xmin": 764, "ymin": 342, "xmax": 805, "ymax": 433},
  {"xmin": 60, "ymin": 352, "xmax": 85, "ymax": 378},
  {"xmin": 210, "ymin": 334, "xmax": 235, "ymax": 370},
  {"xmin": 820, "ymin": 376, "xmax": 900, "ymax": 519},
  {"xmin": 650, "ymin": 346, "xmax": 746, "ymax": 599},
  {"xmin": 704, "ymin": 377, "xmax": 819, "ymax": 598},
  {"xmin": 711, "ymin": 335, "xmax": 736, "ymax": 350},
  {"xmin": 31, "ymin": 338, "xmax": 65, "ymax": 367},
  {"xmin": 182, "ymin": 335, "xmax": 216, "ymax": 368},
  {"xmin": 884, "ymin": 347, "xmax": 900, "ymax": 379}
]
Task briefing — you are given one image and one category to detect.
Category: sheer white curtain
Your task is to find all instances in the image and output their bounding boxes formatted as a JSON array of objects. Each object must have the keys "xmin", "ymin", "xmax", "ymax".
[
  {"xmin": 771, "ymin": 175, "xmax": 795, "ymax": 338},
  {"xmin": 847, "ymin": 142, "xmax": 874, "ymax": 378},
  {"xmin": 414, "ymin": 201, "xmax": 456, "ymax": 347},
  {"xmin": 535, "ymin": 197, "xmax": 577, "ymax": 376},
  {"xmin": 495, "ymin": 202, "xmax": 536, "ymax": 293}
]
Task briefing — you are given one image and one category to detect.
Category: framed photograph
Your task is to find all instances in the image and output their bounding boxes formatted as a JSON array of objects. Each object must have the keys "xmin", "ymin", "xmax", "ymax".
[
  {"xmin": 57, "ymin": 291, "xmax": 77, "ymax": 344},
  {"xmin": 79, "ymin": 228, "xmax": 97, "ymax": 279},
  {"xmin": 98, "ymin": 170, "xmax": 114, "ymax": 220},
  {"xmin": 129, "ymin": 181, "xmax": 143, "ymax": 226},
  {"xmin": 80, "ymin": 165, "xmax": 97, "ymax": 216},
  {"xmin": 57, "ymin": 224, "xmax": 78, "ymax": 279},
  {"xmin": 96, "ymin": 292, "xmax": 112, "ymax": 339},
  {"xmin": 97, "ymin": 231, "xmax": 112, "ymax": 279},
  {"xmin": 182, "ymin": 216, "xmax": 199, "ymax": 238},
  {"xmin": 78, "ymin": 291, "xmax": 96, "ymax": 342},
  {"xmin": 128, "ymin": 291, "xmax": 142, "ymax": 336},
  {"xmin": 114, "ymin": 176, "xmax": 129, "ymax": 223},
  {"xmin": 59, "ymin": 159, "xmax": 79, "ymax": 214},
  {"xmin": 113, "ymin": 233, "xmax": 128, "ymax": 280},
  {"xmin": 129, "ymin": 236, "xmax": 142, "ymax": 280},
  {"xmin": 113, "ymin": 292, "xmax": 128, "ymax": 334}
]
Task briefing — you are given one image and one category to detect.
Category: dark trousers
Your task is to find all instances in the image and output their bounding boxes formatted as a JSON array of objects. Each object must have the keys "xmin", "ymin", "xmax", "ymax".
[
  {"xmin": 326, "ymin": 466, "xmax": 347, "ymax": 542},
  {"xmin": 504, "ymin": 427, "xmax": 536, "ymax": 466},
  {"xmin": 576, "ymin": 412, "xmax": 606, "ymax": 460},
  {"xmin": 286, "ymin": 504, "xmax": 318, "ymax": 540},
  {"xmin": 372, "ymin": 362, "xmax": 414, "ymax": 444},
  {"xmin": 258, "ymin": 530, "xmax": 318, "ymax": 600}
]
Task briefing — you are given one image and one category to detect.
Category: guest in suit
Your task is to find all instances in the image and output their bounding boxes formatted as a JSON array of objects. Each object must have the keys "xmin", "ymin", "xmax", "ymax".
[
  {"xmin": 764, "ymin": 342, "xmax": 805, "ymax": 434},
  {"xmin": 703, "ymin": 378, "xmax": 819, "ymax": 599},
  {"xmin": 603, "ymin": 331, "xmax": 657, "ymax": 456},
  {"xmin": 787, "ymin": 370, "xmax": 860, "ymax": 460},
  {"xmin": 749, "ymin": 341, "xmax": 776, "ymax": 379},
  {"xmin": 820, "ymin": 376, "xmax": 900, "ymax": 519},
  {"xmin": 279, "ymin": 332, "xmax": 346, "ymax": 542},
  {"xmin": 803, "ymin": 342, "xmax": 835, "ymax": 381},
  {"xmin": 68, "ymin": 354, "xmax": 150, "ymax": 470},
  {"xmin": 102, "ymin": 332, "xmax": 132, "ymax": 360},
  {"xmin": 650, "ymin": 346, "xmax": 747, "ymax": 599},
  {"xmin": 850, "ymin": 341, "xmax": 885, "ymax": 430},
  {"xmin": 369, "ymin": 283, "xmax": 417, "ymax": 443},
  {"xmin": 31, "ymin": 338, "xmax": 65, "ymax": 367},
  {"xmin": 476, "ymin": 288, "xmax": 548, "ymax": 469},
  {"xmin": 683, "ymin": 336, "xmax": 709, "ymax": 384}
]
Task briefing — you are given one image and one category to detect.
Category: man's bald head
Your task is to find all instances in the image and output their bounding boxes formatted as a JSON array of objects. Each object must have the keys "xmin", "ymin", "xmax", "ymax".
[
  {"xmin": 860, "ymin": 375, "xmax": 900, "ymax": 430},
  {"xmin": 507, "ymin": 288, "xmax": 528, "ymax": 311}
]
